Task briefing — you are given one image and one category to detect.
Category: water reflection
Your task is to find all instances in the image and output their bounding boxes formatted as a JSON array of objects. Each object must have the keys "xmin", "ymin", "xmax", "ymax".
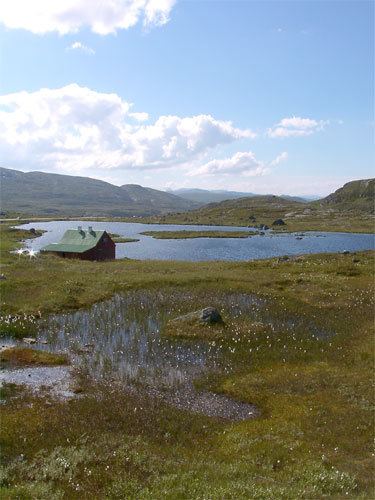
[{"xmin": 2, "ymin": 290, "xmax": 335, "ymax": 419}]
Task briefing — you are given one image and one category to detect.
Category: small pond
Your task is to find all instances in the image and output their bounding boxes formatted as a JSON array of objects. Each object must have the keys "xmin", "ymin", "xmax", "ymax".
[
  {"xmin": 1, "ymin": 290, "xmax": 334, "ymax": 419},
  {"xmin": 18, "ymin": 220, "xmax": 374, "ymax": 261}
]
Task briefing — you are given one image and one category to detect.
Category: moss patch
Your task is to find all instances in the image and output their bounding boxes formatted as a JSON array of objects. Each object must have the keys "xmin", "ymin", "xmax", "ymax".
[
  {"xmin": 141, "ymin": 230, "xmax": 257, "ymax": 239},
  {"xmin": 0, "ymin": 347, "xmax": 69, "ymax": 367}
]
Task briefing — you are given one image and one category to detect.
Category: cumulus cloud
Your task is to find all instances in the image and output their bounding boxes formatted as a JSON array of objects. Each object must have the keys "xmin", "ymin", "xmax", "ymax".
[
  {"xmin": 188, "ymin": 150, "xmax": 288, "ymax": 177},
  {"xmin": 267, "ymin": 116, "xmax": 327, "ymax": 138},
  {"xmin": 269, "ymin": 151, "xmax": 288, "ymax": 166},
  {"xmin": 0, "ymin": 0, "xmax": 176, "ymax": 35},
  {"xmin": 0, "ymin": 84, "xmax": 255, "ymax": 173},
  {"xmin": 67, "ymin": 41, "xmax": 95, "ymax": 55}
]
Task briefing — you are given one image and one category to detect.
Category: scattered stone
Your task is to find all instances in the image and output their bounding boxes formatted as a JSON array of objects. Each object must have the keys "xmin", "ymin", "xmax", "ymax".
[
  {"xmin": 342, "ymin": 250, "xmax": 350, "ymax": 255},
  {"xmin": 353, "ymin": 258, "xmax": 360, "ymax": 263},
  {"xmin": 23, "ymin": 337, "xmax": 37, "ymax": 344},
  {"xmin": 259, "ymin": 231, "xmax": 265, "ymax": 236},
  {"xmin": 277, "ymin": 255, "xmax": 290, "ymax": 263},
  {"xmin": 0, "ymin": 274, "xmax": 6, "ymax": 280},
  {"xmin": 29, "ymin": 228, "xmax": 37, "ymax": 235},
  {"xmin": 39, "ymin": 340, "xmax": 49, "ymax": 345},
  {"xmin": 296, "ymin": 236, "xmax": 303, "ymax": 240},
  {"xmin": 76, "ymin": 347, "xmax": 92, "ymax": 355},
  {"xmin": 72, "ymin": 386, "xmax": 84, "ymax": 394},
  {"xmin": 272, "ymin": 218, "xmax": 286, "ymax": 226}
]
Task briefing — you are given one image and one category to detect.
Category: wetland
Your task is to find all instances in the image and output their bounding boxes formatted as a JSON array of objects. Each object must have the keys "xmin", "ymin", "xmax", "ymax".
[{"xmin": 0, "ymin": 224, "xmax": 374, "ymax": 498}]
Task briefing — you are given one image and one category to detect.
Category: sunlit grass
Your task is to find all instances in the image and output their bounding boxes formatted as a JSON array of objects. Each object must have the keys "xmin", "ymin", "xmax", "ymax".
[
  {"xmin": 0, "ymin": 347, "xmax": 69, "ymax": 367},
  {"xmin": 0, "ymin": 224, "xmax": 374, "ymax": 498}
]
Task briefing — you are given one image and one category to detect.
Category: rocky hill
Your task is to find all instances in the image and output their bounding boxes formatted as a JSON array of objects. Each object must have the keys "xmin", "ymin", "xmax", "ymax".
[{"xmin": 316, "ymin": 178, "xmax": 374, "ymax": 213}]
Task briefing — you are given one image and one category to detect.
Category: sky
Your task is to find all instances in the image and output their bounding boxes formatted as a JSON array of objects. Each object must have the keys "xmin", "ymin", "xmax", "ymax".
[{"xmin": 0, "ymin": 0, "xmax": 373, "ymax": 196}]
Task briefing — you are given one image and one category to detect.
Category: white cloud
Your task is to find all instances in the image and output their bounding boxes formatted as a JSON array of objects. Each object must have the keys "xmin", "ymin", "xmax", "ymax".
[
  {"xmin": 67, "ymin": 41, "xmax": 95, "ymax": 55},
  {"xmin": 0, "ymin": 84, "xmax": 255, "ymax": 174},
  {"xmin": 269, "ymin": 151, "xmax": 288, "ymax": 167},
  {"xmin": 188, "ymin": 150, "xmax": 288, "ymax": 177},
  {"xmin": 0, "ymin": 0, "xmax": 176, "ymax": 35},
  {"xmin": 267, "ymin": 116, "xmax": 327, "ymax": 138},
  {"xmin": 128, "ymin": 111, "xmax": 149, "ymax": 122}
]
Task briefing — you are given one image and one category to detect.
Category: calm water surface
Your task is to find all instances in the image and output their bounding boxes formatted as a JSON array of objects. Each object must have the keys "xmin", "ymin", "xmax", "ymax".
[
  {"xmin": 19, "ymin": 220, "xmax": 375, "ymax": 261},
  {"xmin": 1, "ymin": 290, "xmax": 332, "ymax": 418}
]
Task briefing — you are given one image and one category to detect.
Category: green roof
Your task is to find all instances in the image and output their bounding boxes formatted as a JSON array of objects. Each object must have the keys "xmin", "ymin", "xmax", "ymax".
[{"xmin": 41, "ymin": 229, "xmax": 106, "ymax": 254}]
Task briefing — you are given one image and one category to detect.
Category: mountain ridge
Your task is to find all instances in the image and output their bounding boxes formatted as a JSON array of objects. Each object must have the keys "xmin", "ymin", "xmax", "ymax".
[{"xmin": 0, "ymin": 167, "xmax": 198, "ymax": 216}]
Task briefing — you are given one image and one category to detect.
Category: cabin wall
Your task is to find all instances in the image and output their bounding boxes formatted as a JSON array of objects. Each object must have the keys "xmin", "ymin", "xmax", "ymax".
[{"xmin": 46, "ymin": 239, "xmax": 115, "ymax": 261}]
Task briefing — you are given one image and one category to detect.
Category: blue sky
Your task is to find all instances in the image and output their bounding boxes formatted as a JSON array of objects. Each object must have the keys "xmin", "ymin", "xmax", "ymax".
[{"xmin": 0, "ymin": 0, "xmax": 373, "ymax": 196}]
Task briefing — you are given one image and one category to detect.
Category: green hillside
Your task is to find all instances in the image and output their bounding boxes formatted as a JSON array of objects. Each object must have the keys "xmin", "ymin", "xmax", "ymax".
[
  {"xmin": 0, "ymin": 167, "xmax": 198, "ymax": 216},
  {"xmin": 144, "ymin": 186, "xmax": 374, "ymax": 233},
  {"xmin": 315, "ymin": 178, "xmax": 375, "ymax": 212}
]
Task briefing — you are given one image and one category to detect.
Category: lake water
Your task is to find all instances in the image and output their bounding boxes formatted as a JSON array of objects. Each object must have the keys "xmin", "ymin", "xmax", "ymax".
[{"xmin": 18, "ymin": 220, "xmax": 375, "ymax": 261}]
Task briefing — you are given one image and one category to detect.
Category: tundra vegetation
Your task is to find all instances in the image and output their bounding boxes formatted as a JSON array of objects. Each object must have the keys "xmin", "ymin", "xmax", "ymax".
[
  {"xmin": 0, "ymin": 347, "xmax": 68, "ymax": 367},
  {"xmin": 138, "ymin": 195, "xmax": 374, "ymax": 233},
  {"xmin": 0, "ymin": 224, "xmax": 374, "ymax": 498},
  {"xmin": 141, "ymin": 230, "xmax": 257, "ymax": 239}
]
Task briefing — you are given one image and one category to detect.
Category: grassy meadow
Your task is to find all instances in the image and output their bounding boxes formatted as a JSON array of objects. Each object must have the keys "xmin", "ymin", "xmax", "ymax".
[
  {"xmin": 141, "ymin": 230, "xmax": 257, "ymax": 239},
  {"xmin": 0, "ymin": 224, "xmax": 374, "ymax": 498},
  {"xmin": 137, "ymin": 196, "xmax": 374, "ymax": 234}
]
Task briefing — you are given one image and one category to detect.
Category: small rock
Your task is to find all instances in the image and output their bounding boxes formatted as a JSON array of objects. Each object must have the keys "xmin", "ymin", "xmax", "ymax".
[
  {"xmin": 23, "ymin": 337, "xmax": 37, "ymax": 344},
  {"xmin": 272, "ymin": 219, "xmax": 286, "ymax": 226},
  {"xmin": 0, "ymin": 274, "xmax": 6, "ymax": 280},
  {"xmin": 296, "ymin": 236, "xmax": 303, "ymax": 240},
  {"xmin": 76, "ymin": 347, "xmax": 92, "ymax": 355},
  {"xmin": 352, "ymin": 258, "xmax": 360, "ymax": 263},
  {"xmin": 171, "ymin": 307, "xmax": 223, "ymax": 326},
  {"xmin": 277, "ymin": 255, "xmax": 289, "ymax": 262},
  {"xmin": 342, "ymin": 250, "xmax": 350, "ymax": 255}
]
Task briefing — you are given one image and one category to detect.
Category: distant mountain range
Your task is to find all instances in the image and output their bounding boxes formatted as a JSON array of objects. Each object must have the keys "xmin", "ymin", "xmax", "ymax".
[
  {"xmin": 151, "ymin": 179, "xmax": 374, "ymax": 228},
  {"xmin": 169, "ymin": 188, "xmax": 314, "ymax": 204},
  {"xmin": 0, "ymin": 167, "xmax": 199, "ymax": 216},
  {"xmin": 1, "ymin": 167, "xmax": 373, "ymax": 218}
]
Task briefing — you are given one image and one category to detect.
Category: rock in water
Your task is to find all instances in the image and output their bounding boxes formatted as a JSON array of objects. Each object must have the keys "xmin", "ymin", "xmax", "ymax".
[
  {"xmin": 200, "ymin": 307, "xmax": 223, "ymax": 324},
  {"xmin": 171, "ymin": 307, "xmax": 223, "ymax": 325}
]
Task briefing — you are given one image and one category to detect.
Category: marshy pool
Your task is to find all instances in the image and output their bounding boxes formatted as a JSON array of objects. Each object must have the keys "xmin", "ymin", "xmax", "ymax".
[
  {"xmin": 1, "ymin": 290, "xmax": 334, "ymax": 419},
  {"xmin": 18, "ymin": 220, "xmax": 375, "ymax": 261}
]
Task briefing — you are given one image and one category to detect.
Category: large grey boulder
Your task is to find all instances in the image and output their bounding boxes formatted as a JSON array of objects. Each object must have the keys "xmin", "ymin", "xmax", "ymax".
[{"xmin": 170, "ymin": 307, "xmax": 223, "ymax": 326}]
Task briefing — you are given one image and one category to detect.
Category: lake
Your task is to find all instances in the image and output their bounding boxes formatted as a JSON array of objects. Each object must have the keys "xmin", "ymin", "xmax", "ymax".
[{"xmin": 19, "ymin": 220, "xmax": 374, "ymax": 261}]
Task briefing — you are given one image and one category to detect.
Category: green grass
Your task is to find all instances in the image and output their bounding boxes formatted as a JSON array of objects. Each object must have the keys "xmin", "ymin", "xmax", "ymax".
[
  {"xmin": 0, "ymin": 347, "xmax": 68, "ymax": 367},
  {"xmin": 0, "ymin": 224, "xmax": 374, "ymax": 498},
  {"xmin": 137, "ymin": 195, "xmax": 375, "ymax": 233},
  {"xmin": 108, "ymin": 233, "xmax": 140, "ymax": 243},
  {"xmin": 141, "ymin": 230, "xmax": 257, "ymax": 239}
]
